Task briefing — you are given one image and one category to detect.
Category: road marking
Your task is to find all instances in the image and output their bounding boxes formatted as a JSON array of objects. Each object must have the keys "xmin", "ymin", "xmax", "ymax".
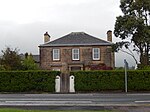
[
  {"xmin": 0, "ymin": 103, "xmax": 149, "ymax": 106},
  {"xmin": 135, "ymin": 101, "xmax": 150, "ymax": 103},
  {"xmin": 5, "ymin": 100, "xmax": 92, "ymax": 104}
]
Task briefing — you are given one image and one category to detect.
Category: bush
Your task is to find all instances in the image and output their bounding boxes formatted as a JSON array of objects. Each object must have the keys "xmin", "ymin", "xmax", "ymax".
[
  {"xmin": 71, "ymin": 70, "xmax": 150, "ymax": 92},
  {"xmin": 0, "ymin": 65, "xmax": 6, "ymax": 71},
  {"xmin": 0, "ymin": 71, "xmax": 60, "ymax": 92},
  {"xmin": 138, "ymin": 64, "xmax": 150, "ymax": 70},
  {"xmin": 127, "ymin": 70, "xmax": 150, "ymax": 91}
]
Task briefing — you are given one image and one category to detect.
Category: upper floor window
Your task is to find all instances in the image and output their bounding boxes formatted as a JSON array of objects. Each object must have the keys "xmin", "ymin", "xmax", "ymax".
[
  {"xmin": 72, "ymin": 48, "xmax": 79, "ymax": 60},
  {"xmin": 93, "ymin": 48, "xmax": 100, "ymax": 60},
  {"xmin": 53, "ymin": 49, "xmax": 60, "ymax": 61}
]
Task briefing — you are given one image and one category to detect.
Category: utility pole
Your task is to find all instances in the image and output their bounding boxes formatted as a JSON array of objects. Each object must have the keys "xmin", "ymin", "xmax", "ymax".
[{"xmin": 124, "ymin": 59, "xmax": 128, "ymax": 93}]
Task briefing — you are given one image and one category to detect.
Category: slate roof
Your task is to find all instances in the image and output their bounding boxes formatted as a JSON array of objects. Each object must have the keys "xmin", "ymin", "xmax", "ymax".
[{"xmin": 39, "ymin": 32, "xmax": 112, "ymax": 47}]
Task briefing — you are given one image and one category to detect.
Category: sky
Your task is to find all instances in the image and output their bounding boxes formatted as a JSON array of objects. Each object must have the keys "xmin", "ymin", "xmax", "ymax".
[{"xmin": 0, "ymin": 0, "xmax": 138, "ymax": 67}]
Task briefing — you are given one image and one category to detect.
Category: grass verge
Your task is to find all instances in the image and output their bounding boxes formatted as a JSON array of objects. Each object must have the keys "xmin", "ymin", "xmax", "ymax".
[{"xmin": 0, "ymin": 108, "xmax": 118, "ymax": 112}]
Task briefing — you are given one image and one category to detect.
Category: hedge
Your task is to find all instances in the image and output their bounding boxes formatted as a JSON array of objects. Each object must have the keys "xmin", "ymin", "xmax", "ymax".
[
  {"xmin": 0, "ymin": 71, "xmax": 60, "ymax": 92},
  {"xmin": 70, "ymin": 70, "xmax": 150, "ymax": 92}
]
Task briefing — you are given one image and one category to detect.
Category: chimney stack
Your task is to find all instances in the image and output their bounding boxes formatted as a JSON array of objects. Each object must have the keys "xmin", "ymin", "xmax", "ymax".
[
  {"xmin": 107, "ymin": 30, "xmax": 112, "ymax": 42},
  {"xmin": 44, "ymin": 32, "xmax": 50, "ymax": 43}
]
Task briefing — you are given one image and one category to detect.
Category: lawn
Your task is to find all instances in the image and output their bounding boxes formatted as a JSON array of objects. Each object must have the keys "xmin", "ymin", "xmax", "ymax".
[{"xmin": 0, "ymin": 109, "xmax": 119, "ymax": 112}]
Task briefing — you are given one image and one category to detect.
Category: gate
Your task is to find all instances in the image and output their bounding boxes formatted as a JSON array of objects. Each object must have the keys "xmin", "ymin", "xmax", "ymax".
[{"xmin": 60, "ymin": 73, "xmax": 69, "ymax": 93}]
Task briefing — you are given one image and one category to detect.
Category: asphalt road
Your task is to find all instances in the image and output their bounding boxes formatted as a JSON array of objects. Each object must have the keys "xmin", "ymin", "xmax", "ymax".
[{"xmin": 0, "ymin": 93, "xmax": 149, "ymax": 111}]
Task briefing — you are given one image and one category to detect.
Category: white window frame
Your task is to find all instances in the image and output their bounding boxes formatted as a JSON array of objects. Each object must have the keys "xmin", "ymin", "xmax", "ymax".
[
  {"xmin": 72, "ymin": 48, "xmax": 79, "ymax": 60},
  {"xmin": 53, "ymin": 49, "xmax": 60, "ymax": 61},
  {"xmin": 93, "ymin": 48, "xmax": 100, "ymax": 60}
]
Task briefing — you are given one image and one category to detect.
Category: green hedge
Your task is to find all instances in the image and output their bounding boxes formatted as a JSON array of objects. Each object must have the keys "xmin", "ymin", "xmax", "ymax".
[
  {"xmin": 0, "ymin": 71, "xmax": 60, "ymax": 92},
  {"xmin": 70, "ymin": 70, "xmax": 150, "ymax": 92}
]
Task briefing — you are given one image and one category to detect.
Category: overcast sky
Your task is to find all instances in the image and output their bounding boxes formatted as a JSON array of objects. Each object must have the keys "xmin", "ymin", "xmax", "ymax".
[{"xmin": 0, "ymin": 0, "xmax": 138, "ymax": 67}]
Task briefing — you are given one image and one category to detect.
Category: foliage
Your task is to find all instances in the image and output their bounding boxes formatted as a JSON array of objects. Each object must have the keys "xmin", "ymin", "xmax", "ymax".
[
  {"xmin": 114, "ymin": 0, "xmax": 150, "ymax": 66},
  {"xmin": 71, "ymin": 70, "xmax": 150, "ymax": 92},
  {"xmin": 115, "ymin": 67, "xmax": 125, "ymax": 70},
  {"xmin": 0, "ymin": 48, "xmax": 39, "ymax": 71},
  {"xmin": 0, "ymin": 47, "xmax": 22, "ymax": 70},
  {"xmin": 22, "ymin": 53, "xmax": 39, "ymax": 70},
  {"xmin": 87, "ymin": 64, "xmax": 113, "ymax": 70},
  {"xmin": 0, "ymin": 71, "xmax": 60, "ymax": 92},
  {"xmin": 71, "ymin": 71, "xmax": 124, "ymax": 92},
  {"xmin": 0, "ymin": 65, "xmax": 6, "ymax": 71},
  {"xmin": 137, "ymin": 64, "xmax": 150, "ymax": 70},
  {"xmin": 0, "ymin": 109, "xmax": 113, "ymax": 112}
]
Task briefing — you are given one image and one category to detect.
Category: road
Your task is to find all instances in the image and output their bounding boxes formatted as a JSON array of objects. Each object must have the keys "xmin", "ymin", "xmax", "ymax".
[{"xmin": 0, "ymin": 93, "xmax": 149, "ymax": 111}]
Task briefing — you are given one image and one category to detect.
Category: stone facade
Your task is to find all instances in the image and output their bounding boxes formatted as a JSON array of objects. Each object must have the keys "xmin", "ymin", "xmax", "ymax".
[{"xmin": 40, "ymin": 46, "xmax": 114, "ymax": 73}]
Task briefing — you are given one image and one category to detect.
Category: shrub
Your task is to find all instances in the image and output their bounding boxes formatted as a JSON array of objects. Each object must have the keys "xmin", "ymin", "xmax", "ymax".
[
  {"xmin": 0, "ymin": 65, "xmax": 6, "ymax": 71},
  {"xmin": 71, "ymin": 70, "xmax": 150, "ymax": 92},
  {"xmin": 0, "ymin": 71, "xmax": 60, "ymax": 92}
]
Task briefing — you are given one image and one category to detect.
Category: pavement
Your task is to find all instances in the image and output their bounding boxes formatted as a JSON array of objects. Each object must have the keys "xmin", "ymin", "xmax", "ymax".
[{"xmin": 0, "ymin": 93, "xmax": 149, "ymax": 111}]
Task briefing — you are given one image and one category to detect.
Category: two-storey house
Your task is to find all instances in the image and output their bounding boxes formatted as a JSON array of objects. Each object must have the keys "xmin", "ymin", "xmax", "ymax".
[{"xmin": 39, "ymin": 31, "xmax": 115, "ymax": 73}]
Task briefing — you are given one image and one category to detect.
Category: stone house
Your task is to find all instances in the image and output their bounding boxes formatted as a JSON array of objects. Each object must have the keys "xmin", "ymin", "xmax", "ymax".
[{"xmin": 39, "ymin": 31, "xmax": 115, "ymax": 73}]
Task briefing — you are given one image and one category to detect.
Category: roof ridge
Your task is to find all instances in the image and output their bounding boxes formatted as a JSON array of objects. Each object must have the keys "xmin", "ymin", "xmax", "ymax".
[
  {"xmin": 39, "ymin": 32, "xmax": 113, "ymax": 47},
  {"xmin": 70, "ymin": 32, "xmax": 85, "ymax": 35}
]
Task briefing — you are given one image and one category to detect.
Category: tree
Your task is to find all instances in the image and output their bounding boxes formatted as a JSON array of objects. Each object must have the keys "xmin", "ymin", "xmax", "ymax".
[
  {"xmin": 22, "ymin": 53, "xmax": 38, "ymax": 70},
  {"xmin": 114, "ymin": 0, "xmax": 150, "ymax": 66},
  {"xmin": 0, "ymin": 65, "xmax": 6, "ymax": 71},
  {"xmin": 0, "ymin": 47, "xmax": 22, "ymax": 70}
]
